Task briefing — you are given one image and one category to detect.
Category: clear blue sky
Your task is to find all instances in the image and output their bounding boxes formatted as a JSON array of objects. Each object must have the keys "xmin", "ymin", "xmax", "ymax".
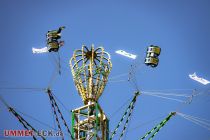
[{"xmin": 0, "ymin": 0, "xmax": 210, "ymax": 139}]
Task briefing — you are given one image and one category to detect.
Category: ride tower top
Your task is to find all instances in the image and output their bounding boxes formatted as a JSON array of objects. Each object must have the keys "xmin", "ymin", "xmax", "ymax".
[{"xmin": 70, "ymin": 44, "xmax": 112, "ymax": 104}]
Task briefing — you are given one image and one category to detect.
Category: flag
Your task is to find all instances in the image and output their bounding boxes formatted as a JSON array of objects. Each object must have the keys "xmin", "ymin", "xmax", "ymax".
[
  {"xmin": 189, "ymin": 73, "xmax": 210, "ymax": 85},
  {"xmin": 115, "ymin": 50, "xmax": 137, "ymax": 59},
  {"xmin": 32, "ymin": 47, "xmax": 49, "ymax": 54}
]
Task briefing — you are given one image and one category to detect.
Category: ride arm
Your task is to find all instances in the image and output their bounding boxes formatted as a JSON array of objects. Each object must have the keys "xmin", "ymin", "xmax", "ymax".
[
  {"xmin": 140, "ymin": 112, "xmax": 176, "ymax": 140},
  {"xmin": 0, "ymin": 96, "xmax": 45, "ymax": 140},
  {"xmin": 110, "ymin": 91, "xmax": 140, "ymax": 140}
]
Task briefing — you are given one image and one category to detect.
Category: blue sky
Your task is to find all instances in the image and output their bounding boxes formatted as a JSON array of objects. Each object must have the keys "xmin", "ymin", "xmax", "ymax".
[{"xmin": 0, "ymin": 0, "xmax": 210, "ymax": 139}]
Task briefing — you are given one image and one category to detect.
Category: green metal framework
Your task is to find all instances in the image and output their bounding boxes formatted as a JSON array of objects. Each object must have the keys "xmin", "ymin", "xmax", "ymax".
[{"xmin": 71, "ymin": 102, "xmax": 109, "ymax": 140}]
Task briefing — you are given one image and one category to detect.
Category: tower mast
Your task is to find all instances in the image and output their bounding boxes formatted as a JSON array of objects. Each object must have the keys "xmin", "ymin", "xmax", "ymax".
[{"xmin": 70, "ymin": 45, "xmax": 112, "ymax": 139}]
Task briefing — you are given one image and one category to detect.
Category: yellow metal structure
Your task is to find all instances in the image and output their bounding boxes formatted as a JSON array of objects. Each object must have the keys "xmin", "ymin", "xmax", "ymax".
[
  {"xmin": 70, "ymin": 45, "xmax": 112, "ymax": 140},
  {"xmin": 70, "ymin": 44, "xmax": 112, "ymax": 104}
]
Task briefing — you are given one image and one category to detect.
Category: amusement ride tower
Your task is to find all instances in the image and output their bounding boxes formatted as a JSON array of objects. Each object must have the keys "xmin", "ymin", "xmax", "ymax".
[{"xmin": 70, "ymin": 45, "xmax": 112, "ymax": 140}]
